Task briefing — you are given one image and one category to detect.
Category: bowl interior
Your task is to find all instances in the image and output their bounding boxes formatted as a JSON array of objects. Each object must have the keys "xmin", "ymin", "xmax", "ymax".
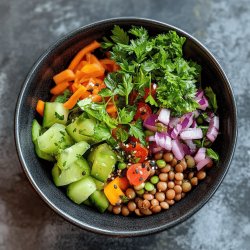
[{"xmin": 15, "ymin": 18, "xmax": 237, "ymax": 236}]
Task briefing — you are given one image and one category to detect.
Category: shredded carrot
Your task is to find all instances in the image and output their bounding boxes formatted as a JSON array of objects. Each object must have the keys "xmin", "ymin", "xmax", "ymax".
[
  {"xmin": 63, "ymin": 86, "xmax": 87, "ymax": 109},
  {"xmin": 53, "ymin": 69, "xmax": 75, "ymax": 85},
  {"xmin": 68, "ymin": 41, "xmax": 101, "ymax": 71},
  {"xmin": 81, "ymin": 63, "xmax": 105, "ymax": 75},
  {"xmin": 50, "ymin": 81, "xmax": 69, "ymax": 95},
  {"xmin": 74, "ymin": 60, "xmax": 88, "ymax": 72},
  {"xmin": 91, "ymin": 94, "xmax": 102, "ymax": 102},
  {"xmin": 36, "ymin": 100, "xmax": 45, "ymax": 116},
  {"xmin": 106, "ymin": 105, "xmax": 117, "ymax": 114},
  {"xmin": 100, "ymin": 59, "xmax": 116, "ymax": 65}
]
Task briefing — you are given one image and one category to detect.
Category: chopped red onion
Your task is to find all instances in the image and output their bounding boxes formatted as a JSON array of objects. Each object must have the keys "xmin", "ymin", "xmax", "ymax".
[
  {"xmin": 148, "ymin": 135, "xmax": 156, "ymax": 142},
  {"xmin": 182, "ymin": 143, "xmax": 191, "ymax": 155},
  {"xmin": 172, "ymin": 139, "xmax": 185, "ymax": 160},
  {"xmin": 143, "ymin": 114, "xmax": 158, "ymax": 131},
  {"xmin": 170, "ymin": 124, "xmax": 182, "ymax": 139},
  {"xmin": 180, "ymin": 128, "xmax": 203, "ymax": 140},
  {"xmin": 184, "ymin": 139, "xmax": 197, "ymax": 154},
  {"xmin": 191, "ymin": 120, "xmax": 197, "ymax": 128},
  {"xmin": 181, "ymin": 112, "xmax": 194, "ymax": 129},
  {"xmin": 198, "ymin": 96, "xmax": 209, "ymax": 110},
  {"xmin": 193, "ymin": 110, "xmax": 200, "ymax": 118},
  {"xmin": 196, "ymin": 157, "xmax": 212, "ymax": 171},
  {"xmin": 155, "ymin": 132, "xmax": 172, "ymax": 151},
  {"xmin": 158, "ymin": 108, "xmax": 171, "ymax": 125},
  {"xmin": 206, "ymin": 115, "xmax": 219, "ymax": 142},
  {"xmin": 196, "ymin": 89, "xmax": 204, "ymax": 99},
  {"xmin": 169, "ymin": 117, "xmax": 180, "ymax": 128},
  {"xmin": 194, "ymin": 147, "xmax": 206, "ymax": 163},
  {"xmin": 149, "ymin": 142, "xmax": 163, "ymax": 154}
]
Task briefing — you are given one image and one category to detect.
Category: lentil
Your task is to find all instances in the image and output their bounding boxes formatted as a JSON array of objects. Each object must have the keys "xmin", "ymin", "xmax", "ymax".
[
  {"xmin": 191, "ymin": 177, "xmax": 198, "ymax": 186},
  {"xmin": 113, "ymin": 205, "xmax": 121, "ymax": 214},
  {"xmin": 151, "ymin": 199, "xmax": 159, "ymax": 206},
  {"xmin": 134, "ymin": 183, "xmax": 145, "ymax": 191},
  {"xmin": 160, "ymin": 164, "xmax": 171, "ymax": 173},
  {"xmin": 163, "ymin": 152, "xmax": 174, "ymax": 162},
  {"xmin": 135, "ymin": 208, "xmax": 142, "ymax": 216},
  {"xmin": 167, "ymin": 181, "xmax": 175, "ymax": 189},
  {"xmin": 185, "ymin": 155, "xmax": 196, "ymax": 168},
  {"xmin": 127, "ymin": 201, "xmax": 136, "ymax": 212},
  {"xmin": 159, "ymin": 173, "xmax": 168, "ymax": 181},
  {"xmin": 143, "ymin": 193, "xmax": 154, "ymax": 201},
  {"xmin": 160, "ymin": 202, "xmax": 169, "ymax": 210},
  {"xmin": 121, "ymin": 206, "xmax": 130, "ymax": 216},
  {"xmin": 157, "ymin": 181, "xmax": 167, "ymax": 192},
  {"xmin": 174, "ymin": 185, "xmax": 182, "ymax": 194},
  {"xmin": 175, "ymin": 172, "xmax": 184, "ymax": 181},
  {"xmin": 197, "ymin": 170, "xmax": 206, "ymax": 180},
  {"xmin": 166, "ymin": 199, "xmax": 175, "ymax": 205},
  {"xmin": 170, "ymin": 158, "xmax": 178, "ymax": 167},
  {"xmin": 154, "ymin": 152, "xmax": 163, "ymax": 160},
  {"xmin": 152, "ymin": 205, "xmax": 161, "ymax": 213},
  {"xmin": 166, "ymin": 189, "xmax": 176, "ymax": 200},
  {"xmin": 155, "ymin": 192, "xmax": 165, "ymax": 202},
  {"xmin": 126, "ymin": 188, "xmax": 136, "ymax": 199},
  {"xmin": 182, "ymin": 181, "xmax": 192, "ymax": 192}
]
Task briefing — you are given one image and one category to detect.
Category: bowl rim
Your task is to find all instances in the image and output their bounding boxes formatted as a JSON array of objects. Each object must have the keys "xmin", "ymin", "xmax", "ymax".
[{"xmin": 15, "ymin": 17, "xmax": 237, "ymax": 236}]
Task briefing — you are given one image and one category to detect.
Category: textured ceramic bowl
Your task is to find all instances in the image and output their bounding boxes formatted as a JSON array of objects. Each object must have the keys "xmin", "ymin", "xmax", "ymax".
[{"xmin": 15, "ymin": 17, "xmax": 237, "ymax": 236}]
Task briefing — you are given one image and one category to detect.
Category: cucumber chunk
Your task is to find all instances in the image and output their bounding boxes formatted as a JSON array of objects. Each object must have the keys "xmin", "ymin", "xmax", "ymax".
[
  {"xmin": 52, "ymin": 157, "xmax": 90, "ymax": 186},
  {"xmin": 32, "ymin": 119, "xmax": 41, "ymax": 142},
  {"xmin": 66, "ymin": 114, "xmax": 96, "ymax": 143},
  {"xmin": 37, "ymin": 123, "xmax": 73, "ymax": 155},
  {"xmin": 67, "ymin": 176, "xmax": 96, "ymax": 204},
  {"xmin": 93, "ymin": 178, "xmax": 104, "ymax": 191},
  {"xmin": 56, "ymin": 141, "xmax": 90, "ymax": 170},
  {"xmin": 90, "ymin": 143, "xmax": 117, "ymax": 182},
  {"xmin": 43, "ymin": 102, "xmax": 69, "ymax": 128},
  {"xmin": 89, "ymin": 190, "xmax": 109, "ymax": 213},
  {"xmin": 82, "ymin": 198, "xmax": 92, "ymax": 206},
  {"xmin": 32, "ymin": 119, "xmax": 55, "ymax": 161}
]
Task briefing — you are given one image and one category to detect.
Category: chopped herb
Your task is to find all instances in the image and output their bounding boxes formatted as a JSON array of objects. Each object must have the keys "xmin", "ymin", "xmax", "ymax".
[
  {"xmin": 73, "ymin": 128, "xmax": 77, "ymax": 133},
  {"xmin": 205, "ymin": 87, "xmax": 218, "ymax": 112},
  {"xmin": 206, "ymin": 148, "xmax": 219, "ymax": 161},
  {"xmin": 63, "ymin": 161, "xmax": 67, "ymax": 167},
  {"xmin": 55, "ymin": 112, "xmax": 64, "ymax": 121}
]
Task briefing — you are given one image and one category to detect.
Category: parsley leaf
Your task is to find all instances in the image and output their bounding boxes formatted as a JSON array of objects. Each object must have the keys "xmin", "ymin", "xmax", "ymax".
[
  {"xmin": 118, "ymin": 107, "xmax": 136, "ymax": 124},
  {"xmin": 54, "ymin": 89, "xmax": 71, "ymax": 103},
  {"xmin": 115, "ymin": 127, "xmax": 129, "ymax": 142},
  {"xmin": 78, "ymin": 98, "xmax": 118, "ymax": 129},
  {"xmin": 55, "ymin": 112, "xmax": 64, "ymax": 120},
  {"xmin": 206, "ymin": 148, "xmax": 219, "ymax": 161},
  {"xmin": 145, "ymin": 94, "xmax": 158, "ymax": 107},
  {"xmin": 205, "ymin": 87, "xmax": 218, "ymax": 112},
  {"xmin": 110, "ymin": 25, "xmax": 129, "ymax": 45},
  {"xmin": 93, "ymin": 123, "xmax": 111, "ymax": 141},
  {"xmin": 129, "ymin": 119, "xmax": 146, "ymax": 145}
]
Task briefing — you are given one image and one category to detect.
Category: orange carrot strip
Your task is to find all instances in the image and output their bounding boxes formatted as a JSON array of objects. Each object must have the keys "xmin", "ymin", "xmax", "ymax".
[
  {"xmin": 53, "ymin": 69, "xmax": 75, "ymax": 85},
  {"xmin": 74, "ymin": 60, "xmax": 88, "ymax": 73},
  {"xmin": 89, "ymin": 54, "xmax": 105, "ymax": 71},
  {"xmin": 50, "ymin": 81, "xmax": 69, "ymax": 95},
  {"xmin": 36, "ymin": 100, "xmax": 45, "ymax": 116},
  {"xmin": 91, "ymin": 95, "xmax": 102, "ymax": 102},
  {"xmin": 68, "ymin": 41, "xmax": 101, "ymax": 71},
  {"xmin": 63, "ymin": 86, "xmax": 87, "ymax": 109},
  {"xmin": 100, "ymin": 59, "xmax": 116, "ymax": 65},
  {"xmin": 106, "ymin": 105, "xmax": 117, "ymax": 114},
  {"xmin": 81, "ymin": 63, "xmax": 105, "ymax": 75}
]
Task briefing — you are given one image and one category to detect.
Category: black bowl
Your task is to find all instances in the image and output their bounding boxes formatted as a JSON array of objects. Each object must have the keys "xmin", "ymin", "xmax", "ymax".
[{"xmin": 15, "ymin": 17, "xmax": 237, "ymax": 236}]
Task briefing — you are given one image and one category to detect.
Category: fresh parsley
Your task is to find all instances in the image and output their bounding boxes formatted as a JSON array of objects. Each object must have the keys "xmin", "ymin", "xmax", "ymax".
[
  {"xmin": 206, "ymin": 148, "xmax": 219, "ymax": 161},
  {"xmin": 129, "ymin": 119, "xmax": 146, "ymax": 146},
  {"xmin": 205, "ymin": 87, "xmax": 218, "ymax": 112},
  {"xmin": 55, "ymin": 112, "xmax": 64, "ymax": 121}
]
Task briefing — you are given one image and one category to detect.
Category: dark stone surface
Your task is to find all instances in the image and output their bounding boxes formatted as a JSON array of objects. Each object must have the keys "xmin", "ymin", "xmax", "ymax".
[{"xmin": 0, "ymin": 0, "xmax": 249, "ymax": 249}]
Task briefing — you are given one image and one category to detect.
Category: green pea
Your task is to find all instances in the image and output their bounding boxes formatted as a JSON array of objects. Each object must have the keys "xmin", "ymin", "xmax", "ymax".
[
  {"xmin": 145, "ymin": 182, "xmax": 154, "ymax": 191},
  {"xmin": 156, "ymin": 159, "xmax": 166, "ymax": 168},
  {"xmin": 118, "ymin": 162, "xmax": 127, "ymax": 170},
  {"xmin": 136, "ymin": 188, "xmax": 145, "ymax": 195},
  {"xmin": 150, "ymin": 176, "xmax": 159, "ymax": 184}
]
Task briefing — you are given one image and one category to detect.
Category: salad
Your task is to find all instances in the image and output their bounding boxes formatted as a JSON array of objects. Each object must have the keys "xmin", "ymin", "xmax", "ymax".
[{"xmin": 32, "ymin": 26, "xmax": 219, "ymax": 216}]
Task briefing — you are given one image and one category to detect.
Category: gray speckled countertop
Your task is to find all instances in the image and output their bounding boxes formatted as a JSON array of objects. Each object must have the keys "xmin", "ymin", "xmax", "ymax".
[{"xmin": 0, "ymin": 0, "xmax": 249, "ymax": 249}]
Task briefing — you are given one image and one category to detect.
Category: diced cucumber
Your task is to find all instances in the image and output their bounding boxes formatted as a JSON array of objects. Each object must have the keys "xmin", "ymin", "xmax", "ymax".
[
  {"xmin": 90, "ymin": 143, "xmax": 117, "ymax": 182},
  {"xmin": 37, "ymin": 123, "xmax": 73, "ymax": 155},
  {"xmin": 34, "ymin": 140, "xmax": 55, "ymax": 162},
  {"xmin": 82, "ymin": 198, "xmax": 92, "ymax": 206},
  {"xmin": 89, "ymin": 190, "xmax": 109, "ymax": 213},
  {"xmin": 52, "ymin": 157, "xmax": 90, "ymax": 186},
  {"xmin": 32, "ymin": 119, "xmax": 55, "ymax": 161},
  {"xmin": 43, "ymin": 102, "xmax": 69, "ymax": 128},
  {"xmin": 93, "ymin": 178, "xmax": 104, "ymax": 191},
  {"xmin": 87, "ymin": 147, "xmax": 98, "ymax": 167},
  {"xmin": 32, "ymin": 119, "xmax": 41, "ymax": 142},
  {"xmin": 67, "ymin": 176, "xmax": 96, "ymax": 204},
  {"xmin": 66, "ymin": 114, "xmax": 96, "ymax": 143},
  {"xmin": 56, "ymin": 141, "xmax": 90, "ymax": 170}
]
